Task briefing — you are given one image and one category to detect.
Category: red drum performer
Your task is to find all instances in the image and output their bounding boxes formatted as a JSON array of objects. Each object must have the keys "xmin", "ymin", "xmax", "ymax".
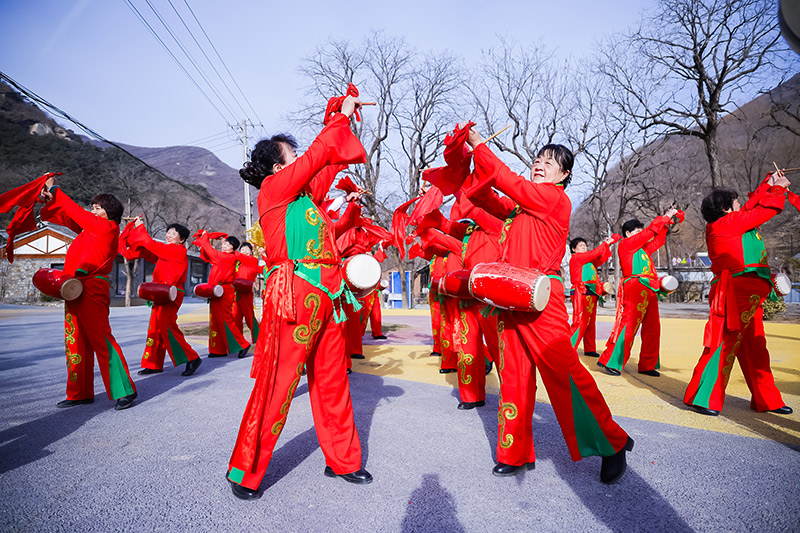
[
  {"xmin": 226, "ymin": 92, "xmax": 371, "ymax": 500},
  {"xmin": 464, "ymin": 128, "xmax": 632, "ymax": 483},
  {"xmin": 684, "ymin": 171, "xmax": 793, "ymax": 416},
  {"xmin": 233, "ymin": 242, "xmax": 261, "ymax": 349},
  {"xmin": 125, "ymin": 218, "xmax": 202, "ymax": 376}
]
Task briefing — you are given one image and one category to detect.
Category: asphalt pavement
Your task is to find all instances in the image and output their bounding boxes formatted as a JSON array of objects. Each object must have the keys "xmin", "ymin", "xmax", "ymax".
[{"xmin": 0, "ymin": 302, "xmax": 798, "ymax": 533}]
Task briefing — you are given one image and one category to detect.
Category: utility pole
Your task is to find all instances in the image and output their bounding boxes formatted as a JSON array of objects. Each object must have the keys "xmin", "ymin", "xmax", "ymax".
[{"xmin": 242, "ymin": 119, "xmax": 252, "ymax": 229}]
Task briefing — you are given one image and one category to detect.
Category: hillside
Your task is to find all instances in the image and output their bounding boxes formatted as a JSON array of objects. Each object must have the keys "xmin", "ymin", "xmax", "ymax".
[
  {"xmin": 571, "ymin": 74, "xmax": 800, "ymax": 266},
  {"xmin": 0, "ymin": 81, "xmax": 245, "ymax": 240}
]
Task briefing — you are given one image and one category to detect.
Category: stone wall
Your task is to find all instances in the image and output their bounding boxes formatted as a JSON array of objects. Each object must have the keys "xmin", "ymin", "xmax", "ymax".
[{"xmin": 0, "ymin": 257, "xmax": 61, "ymax": 302}]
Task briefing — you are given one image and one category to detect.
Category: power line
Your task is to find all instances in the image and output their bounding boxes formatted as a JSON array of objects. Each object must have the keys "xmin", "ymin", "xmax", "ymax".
[{"xmin": 0, "ymin": 71, "xmax": 242, "ymax": 217}]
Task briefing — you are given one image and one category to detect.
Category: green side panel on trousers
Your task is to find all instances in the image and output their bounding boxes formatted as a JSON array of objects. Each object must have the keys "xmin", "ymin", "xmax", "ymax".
[
  {"xmin": 570, "ymin": 326, "xmax": 580, "ymax": 348},
  {"xmin": 251, "ymin": 318, "xmax": 260, "ymax": 342},
  {"xmin": 167, "ymin": 328, "xmax": 189, "ymax": 366},
  {"xmin": 690, "ymin": 345, "xmax": 722, "ymax": 408},
  {"xmin": 224, "ymin": 323, "xmax": 247, "ymax": 354},
  {"xmin": 570, "ymin": 376, "xmax": 617, "ymax": 458},
  {"xmin": 605, "ymin": 325, "xmax": 627, "ymax": 370},
  {"xmin": 228, "ymin": 467, "xmax": 245, "ymax": 484},
  {"xmin": 106, "ymin": 338, "xmax": 134, "ymax": 399}
]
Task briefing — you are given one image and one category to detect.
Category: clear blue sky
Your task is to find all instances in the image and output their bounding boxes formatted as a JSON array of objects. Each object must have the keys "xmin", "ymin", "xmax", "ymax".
[{"xmin": 0, "ymin": 0, "xmax": 653, "ymax": 169}]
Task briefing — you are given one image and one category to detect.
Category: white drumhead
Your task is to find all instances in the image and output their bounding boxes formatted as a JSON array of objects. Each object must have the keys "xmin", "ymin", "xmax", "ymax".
[
  {"xmin": 60, "ymin": 278, "xmax": 83, "ymax": 301},
  {"xmin": 168, "ymin": 285, "xmax": 178, "ymax": 301},
  {"xmin": 532, "ymin": 275, "xmax": 552, "ymax": 311},
  {"xmin": 774, "ymin": 273, "xmax": 792, "ymax": 296},
  {"xmin": 346, "ymin": 254, "xmax": 381, "ymax": 290},
  {"xmin": 660, "ymin": 275, "xmax": 678, "ymax": 292},
  {"xmin": 380, "ymin": 278, "xmax": 389, "ymax": 289},
  {"xmin": 213, "ymin": 285, "xmax": 224, "ymax": 298}
]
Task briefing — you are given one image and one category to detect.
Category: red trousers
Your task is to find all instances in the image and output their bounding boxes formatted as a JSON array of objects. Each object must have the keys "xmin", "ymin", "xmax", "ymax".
[
  {"xmin": 599, "ymin": 280, "xmax": 660, "ymax": 372},
  {"xmin": 452, "ymin": 300, "xmax": 498, "ymax": 403},
  {"xmin": 684, "ymin": 276, "xmax": 785, "ymax": 412},
  {"xmin": 495, "ymin": 280, "xmax": 629, "ymax": 466},
  {"xmin": 440, "ymin": 296, "xmax": 459, "ymax": 371},
  {"xmin": 227, "ymin": 278, "xmax": 362, "ymax": 490},
  {"xmin": 359, "ymin": 289, "xmax": 383, "ymax": 337},
  {"xmin": 429, "ymin": 290, "xmax": 442, "ymax": 354},
  {"xmin": 570, "ymin": 292, "xmax": 598, "ymax": 353},
  {"xmin": 64, "ymin": 278, "xmax": 136, "ymax": 401},
  {"xmin": 344, "ymin": 301, "xmax": 363, "ymax": 359},
  {"xmin": 209, "ymin": 285, "xmax": 250, "ymax": 355},
  {"xmin": 141, "ymin": 293, "xmax": 200, "ymax": 370},
  {"xmin": 234, "ymin": 292, "xmax": 260, "ymax": 344}
]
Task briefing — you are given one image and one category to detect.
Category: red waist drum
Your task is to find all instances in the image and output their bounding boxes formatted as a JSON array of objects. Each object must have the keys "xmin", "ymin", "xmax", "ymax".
[
  {"xmin": 343, "ymin": 254, "xmax": 381, "ymax": 299},
  {"xmin": 194, "ymin": 283, "xmax": 224, "ymax": 299},
  {"xmin": 232, "ymin": 278, "xmax": 254, "ymax": 294},
  {"xmin": 32, "ymin": 268, "xmax": 83, "ymax": 301},
  {"xmin": 773, "ymin": 273, "xmax": 791, "ymax": 296},
  {"xmin": 438, "ymin": 269, "xmax": 472, "ymax": 298},
  {"xmin": 138, "ymin": 282, "xmax": 178, "ymax": 304},
  {"xmin": 469, "ymin": 263, "xmax": 551, "ymax": 312}
]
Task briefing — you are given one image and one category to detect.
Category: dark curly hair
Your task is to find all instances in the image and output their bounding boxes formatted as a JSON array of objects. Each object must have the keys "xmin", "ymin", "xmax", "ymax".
[
  {"xmin": 621, "ymin": 218, "xmax": 644, "ymax": 238},
  {"xmin": 701, "ymin": 188, "xmax": 738, "ymax": 224},
  {"xmin": 537, "ymin": 144, "xmax": 574, "ymax": 189},
  {"xmin": 569, "ymin": 237, "xmax": 587, "ymax": 252},
  {"xmin": 91, "ymin": 193, "xmax": 123, "ymax": 224},
  {"xmin": 239, "ymin": 134, "xmax": 299, "ymax": 188},
  {"xmin": 225, "ymin": 236, "xmax": 241, "ymax": 250}
]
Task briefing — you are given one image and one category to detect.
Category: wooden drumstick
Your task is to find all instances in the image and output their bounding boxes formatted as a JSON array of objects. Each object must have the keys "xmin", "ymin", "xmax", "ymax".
[
  {"xmin": 769, "ymin": 166, "xmax": 799, "ymax": 174},
  {"xmin": 773, "ymin": 162, "xmax": 781, "ymax": 173},
  {"xmin": 483, "ymin": 124, "xmax": 512, "ymax": 144},
  {"xmin": 361, "ymin": 102, "xmax": 377, "ymax": 106}
]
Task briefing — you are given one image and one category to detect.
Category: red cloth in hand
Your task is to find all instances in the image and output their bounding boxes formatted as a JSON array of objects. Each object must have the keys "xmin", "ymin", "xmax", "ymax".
[
  {"xmin": 391, "ymin": 196, "xmax": 420, "ymax": 260},
  {"xmin": 324, "ymin": 83, "xmax": 360, "ymax": 125},
  {"xmin": 787, "ymin": 191, "xmax": 800, "ymax": 212},
  {"xmin": 408, "ymin": 186, "xmax": 444, "ymax": 226},
  {"xmin": 335, "ymin": 175, "xmax": 359, "ymax": 194},
  {"xmin": 1, "ymin": 172, "xmax": 62, "ymax": 263}
]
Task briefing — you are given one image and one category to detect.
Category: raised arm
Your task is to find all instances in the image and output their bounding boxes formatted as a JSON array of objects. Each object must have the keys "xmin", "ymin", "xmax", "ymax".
[
  {"xmin": 129, "ymin": 224, "xmax": 185, "ymax": 262},
  {"xmin": 45, "ymin": 188, "xmax": 117, "ymax": 235},
  {"xmin": 716, "ymin": 186, "xmax": 785, "ymax": 234},
  {"xmin": 573, "ymin": 242, "xmax": 612, "ymax": 267}
]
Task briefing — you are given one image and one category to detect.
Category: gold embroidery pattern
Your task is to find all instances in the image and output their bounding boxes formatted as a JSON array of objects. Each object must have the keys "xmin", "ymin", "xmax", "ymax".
[
  {"xmin": 636, "ymin": 290, "xmax": 649, "ymax": 326},
  {"xmin": 496, "ymin": 320, "xmax": 516, "ymax": 449},
  {"xmin": 64, "ymin": 313, "xmax": 81, "ymax": 382},
  {"xmin": 456, "ymin": 311, "xmax": 473, "ymax": 385},
  {"xmin": 722, "ymin": 294, "xmax": 761, "ymax": 383},
  {"xmin": 586, "ymin": 295, "xmax": 595, "ymax": 316},
  {"xmin": 293, "ymin": 294, "xmax": 323, "ymax": 346},
  {"xmin": 304, "ymin": 207, "xmax": 334, "ymax": 269},
  {"xmin": 271, "ymin": 362, "xmax": 305, "ymax": 435},
  {"xmin": 146, "ymin": 338, "xmax": 155, "ymax": 347},
  {"xmin": 499, "ymin": 206, "xmax": 520, "ymax": 245},
  {"xmin": 439, "ymin": 297, "xmax": 450, "ymax": 349}
]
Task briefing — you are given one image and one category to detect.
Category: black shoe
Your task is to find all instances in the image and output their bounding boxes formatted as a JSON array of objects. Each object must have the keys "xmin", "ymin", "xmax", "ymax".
[
  {"xmin": 182, "ymin": 357, "xmax": 202, "ymax": 376},
  {"xmin": 56, "ymin": 398, "xmax": 94, "ymax": 408},
  {"xmin": 638, "ymin": 369, "xmax": 660, "ymax": 377},
  {"xmin": 596, "ymin": 362, "xmax": 621, "ymax": 376},
  {"xmin": 372, "ymin": 335, "xmax": 387, "ymax": 340},
  {"xmin": 485, "ymin": 361, "xmax": 494, "ymax": 375},
  {"xmin": 227, "ymin": 478, "xmax": 262, "ymax": 500},
  {"xmin": 346, "ymin": 368, "xmax": 352, "ymax": 375},
  {"xmin": 600, "ymin": 436, "xmax": 634, "ymax": 484},
  {"xmin": 324, "ymin": 465, "xmax": 373, "ymax": 484},
  {"xmin": 114, "ymin": 392, "xmax": 138, "ymax": 411},
  {"xmin": 439, "ymin": 368, "xmax": 457, "ymax": 374},
  {"xmin": 769, "ymin": 406, "xmax": 793, "ymax": 415},
  {"xmin": 688, "ymin": 404, "xmax": 720, "ymax": 416},
  {"xmin": 208, "ymin": 353, "xmax": 227, "ymax": 358},
  {"xmin": 430, "ymin": 351, "xmax": 442, "ymax": 357},
  {"xmin": 137, "ymin": 368, "xmax": 163, "ymax": 375},
  {"xmin": 458, "ymin": 400, "xmax": 486, "ymax": 410},
  {"xmin": 237, "ymin": 346, "xmax": 251, "ymax": 359},
  {"xmin": 584, "ymin": 351, "xmax": 600, "ymax": 358},
  {"xmin": 350, "ymin": 353, "xmax": 365, "ymax": 359},
  {"xmin": 492, "ymin": 462, "xmax": 534, "ymax": 477}
]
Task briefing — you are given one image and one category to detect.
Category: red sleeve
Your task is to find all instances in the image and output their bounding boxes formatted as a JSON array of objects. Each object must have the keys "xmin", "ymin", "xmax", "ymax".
[
  {"xmin": 472, "ymin": 144, "xmax": 560, "ymax": 219},
  {"xmin": 418, "ymin": 228, "xmax": 462, "ymax": 256},
  {"xmin": 788, "ymin": 190, "xmax": 800, "ymax": 211},
  {"xmin": 46, "ymin": 188, "xmax": 117, "ymax": 236},
  {"xmin": 454, "ymin": 195, "xmax": 503, "ymax": 234},
  {"xmin": 129, "ymin": 225, "xmax": 185, "ymax": 262},
  {"xmin": 742, "ymin": 175, "xmax": 773, "ymax": 210},
  {"xmin": 193, "ymin": 233, "xmax": 225, "ymax": 264},
  {"xmin": 332, "ymin": 200, "xmax": 362, "ymax": 237},
  {"xmin": 258, "ymin": 114, "xmax": 365, "ymax": 209},
  {"xmin": 622, "ymin": 216, "xmax": 670, "ymax": 254},
  {"xmin": 715, "ymin": 186, "xmax": 785, "ymax": 234},
  {"xmin": 309, "ymin": 164, "xmax": 348, "ymax": 206},
  {"xmin": 643, "ymin": 225, "xmax": 668, "ymax": 255},
  {"xmin": 573, "ymin": 242, "xmax": 611, "ymax": 267}
]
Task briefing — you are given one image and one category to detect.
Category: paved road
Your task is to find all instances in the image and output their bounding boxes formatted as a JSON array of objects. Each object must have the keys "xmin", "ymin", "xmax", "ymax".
[{"xmin": 1, "ymin": 302, "xmax": 798, "ymax": 532}]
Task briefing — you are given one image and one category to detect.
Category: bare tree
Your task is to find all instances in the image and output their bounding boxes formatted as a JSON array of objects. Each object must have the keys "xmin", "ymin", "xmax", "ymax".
[{"xmin": 600, "ymin": 0, "xmax": 792, "ymax": 188}]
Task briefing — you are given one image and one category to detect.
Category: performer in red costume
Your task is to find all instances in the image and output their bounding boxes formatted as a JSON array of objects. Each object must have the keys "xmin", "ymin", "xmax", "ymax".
[
  {"xmin": 193, "ymin": 232, "xmax": 251, "ymax": 358},
  {"xmin": 226, "ymin": 93, "xmax": 371, "ymax": 500},
  {"xmin": 597, "ymin": 209, "xmax": 680, "ymax": 376},
  {"xmin": 126, "ymin": 218, "xmax": 202, "ymax": 376},
  {"xmin": 684, "ymin": 171, "xmax": 793, "ymax": 416},
  {"xmin": 360, "ymin": 286, "xmax": 386, "ymax": 339},
  {"xmin": 464, "ymin": 127, "xmax": 632, "ymax": 483},
  {"xmin": 233, "ymin": 242, "xmax": 261, "ymax": 350},
  {"xmin": 38, "ymin": 177, "xmax": 138, "ymax": 410},
  {"xmin": 568, "ymin": 236, "xmax": 616, "ymax": 357}
]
